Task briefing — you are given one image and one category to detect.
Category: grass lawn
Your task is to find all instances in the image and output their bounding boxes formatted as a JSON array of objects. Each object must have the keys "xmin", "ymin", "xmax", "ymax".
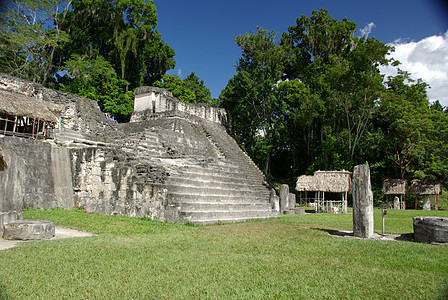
[{"xmin": 0, "ymin": 208, "xmax": 447, "ymax": 299}]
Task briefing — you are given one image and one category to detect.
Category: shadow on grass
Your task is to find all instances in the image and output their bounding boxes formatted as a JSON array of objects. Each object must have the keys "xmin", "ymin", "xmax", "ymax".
[
  {"xmin": 0, "ymin": 283, "xmax": 10, "ymax": 300},
  {"xmin": 312, "ymin": 227, "xmax": 414, "ymax": 242},
  {"xmin": 312, "ymin": 228, "xmax": 353, "ymax": 237},
  {"xmin": 441, "ymin": 285, "xmax": 448, "ymax": 300}
]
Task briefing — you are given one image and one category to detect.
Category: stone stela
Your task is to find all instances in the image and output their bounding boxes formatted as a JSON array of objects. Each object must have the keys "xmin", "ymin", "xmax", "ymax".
[{"xmin": 352, "ymin": 164, "xmax": 374, "ymax": 238}]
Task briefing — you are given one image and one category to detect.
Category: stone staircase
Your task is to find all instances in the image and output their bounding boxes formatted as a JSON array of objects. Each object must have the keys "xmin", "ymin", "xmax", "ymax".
[
  {"xmin": 163, "ymin": 119, "xmax": 276, "ymax": 224},
  {"xmin": 57, "ymin": 115, "xmax": 277, "ymax": 224}
]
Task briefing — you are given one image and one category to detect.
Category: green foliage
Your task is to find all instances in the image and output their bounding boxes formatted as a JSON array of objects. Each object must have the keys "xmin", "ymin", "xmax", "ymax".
[
  {"xmin": 153, "ymin": 73, "xmax": 214, "ymax": 105},
  {"xmin": 55, "ymin": 0, "xmax": 175, "ymax": 89},
  {"xmin": 372, "ymin": 70, "xmax": 448, "ymax": 182},
  {"xmin": 1, "ymin": 0, "xmax": 179, "ymax": 121},
  {"xmin": 438, "ymin": 190, "xmax": 448, "ymax": 210},
  {"xmin": 220, "ymin": 27, "xmax": 289, "ymax": 176},
  {"xmin": 183, "ymin": 72, "xmax": 212, "ymax": 104},
  {"xmin": 59, "ymin": 55, "xmax": 133, "ymax": 122},
  {"xmin": 0, "ymin": 0, "xmax": 71, "ymax": 84},
  {"xmin": 220, "ymin": 9, "xmax": 447, "ymax": 195}
]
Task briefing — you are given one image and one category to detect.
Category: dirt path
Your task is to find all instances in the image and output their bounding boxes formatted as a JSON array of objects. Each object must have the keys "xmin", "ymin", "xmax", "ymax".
[{"xmin": 0, "ymin": 226, "xmax": 96, "ymax": 251}]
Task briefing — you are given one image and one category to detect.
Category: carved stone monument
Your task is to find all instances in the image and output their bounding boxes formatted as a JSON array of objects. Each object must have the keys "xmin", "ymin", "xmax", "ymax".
[
  {"xmin": 352, "ymin": 164, "xmax": 374, "ymax": 238},
  {"xmin": 279, "ymin": 184, "xmax": 289, "ymax": 214},
  {"xmin": 270, "ymin": 189, "xmax": 280, "ymax": 213},
  {"xmin": 289, "ymin": 193, "xmax": 296, "ymax": 209},
  {"xmin": 422, "ymin": 196, "xmax": 431, "ymax": 211}
]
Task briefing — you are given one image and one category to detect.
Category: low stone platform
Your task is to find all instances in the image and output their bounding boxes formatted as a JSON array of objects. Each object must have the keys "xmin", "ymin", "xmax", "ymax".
[
  {"xmin": 3, "ymin": 220, "xmax": 55, "ymax": 240},
  {"xmin": 413, "ymin": 216, "xmax": 448, "ymax": 243}
]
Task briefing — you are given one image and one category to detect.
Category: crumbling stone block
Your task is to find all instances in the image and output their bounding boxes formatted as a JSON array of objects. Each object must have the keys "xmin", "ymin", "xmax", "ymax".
[
  {"xmin": 3, "ymin": 220, "xmax": 55, "ymax": 240},
  {"xmin": 413, "ymin": 216, "xmax": 448, "ymax": 243}
]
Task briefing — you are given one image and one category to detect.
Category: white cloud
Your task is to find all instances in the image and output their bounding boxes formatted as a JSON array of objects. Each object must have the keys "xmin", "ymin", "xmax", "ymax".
[
  {"xmin": 177, "ymin": 69, "xmax": 182, "ymax": 78},
  {"xmin": 380, "ymin": 31, "xmax": 448, "ymax": 107},
  {"xmin": 360, "ymin": 22, "xmax": 376, "ymax": 38}
]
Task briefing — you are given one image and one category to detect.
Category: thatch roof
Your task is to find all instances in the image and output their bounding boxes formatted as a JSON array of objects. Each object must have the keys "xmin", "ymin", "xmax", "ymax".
[
  {"xmin": 0, "ymin": 89, "xmax": 61, "ymax": 123},
  {"xmin": 296, "ymin": 170, "xmax": 351, "ymax": 193},
  {"xmin": 410, "ymin": 179, "xmax": 441, "ymax": 195},
  {"xmin": 296, "ymin": 175, "xmax": 319, "ymax": 191},
  {"xmin": 382, "ymin": 179, "xmax": 407, "ymax": 195}
]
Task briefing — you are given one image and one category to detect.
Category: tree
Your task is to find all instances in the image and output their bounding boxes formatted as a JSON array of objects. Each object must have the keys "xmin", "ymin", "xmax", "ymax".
[
  {"xmin": 153, "ymin": 73, "xmax": 213, "ymax": 105},
  {"xmin": 220, "ymin": 27, "xmax": 289, "ymax": 176},
  {"xmin": 183, "ymin": 72, "xmax": 212, "ymax": 104},
  {"xmin": 0, "ymin": 0, "xmax": 71, "ymax": 85},
  {"xmin": 55, "ymin": 0, "xmax": 175, "ymax": 90},
  {"xmin": 374, "ymin": 70, "xmax": 448, "ymax": 182},
  {"xmin": 59, "ymin": 55, "xmax": 133, "ymax": 122},
  {"xmin": 281, "ymin": 9, "xmax": 392, "ymax": 168}
]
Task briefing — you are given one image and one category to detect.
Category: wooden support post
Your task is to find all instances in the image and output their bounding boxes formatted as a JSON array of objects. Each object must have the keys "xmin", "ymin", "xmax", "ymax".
[
  {"xmin": 3, "ymin": 117, "xmax": 7, "ymax": 134},
  {"xmin": 31, "ymin": 117, "xmax": 35, "ymax": 138},
  {"xmin": 12, "ymin": 116, "xmax": 17, "ymax": 135}
]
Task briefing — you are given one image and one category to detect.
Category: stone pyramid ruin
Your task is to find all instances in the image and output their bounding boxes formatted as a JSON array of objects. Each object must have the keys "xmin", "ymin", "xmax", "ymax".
[{"xmin": 0, "ymin": 74, "xmax": 277, "ymax": 229}]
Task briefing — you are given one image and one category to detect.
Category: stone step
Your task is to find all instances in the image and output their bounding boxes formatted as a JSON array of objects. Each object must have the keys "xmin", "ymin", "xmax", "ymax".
[
  {"xmin": 167, "ymin": 193, "xmax": 269, "ymax": 203},
  {"xmin": 184, "ymin": 215, "xmax": 278, "ymax": 225},
  {"xmin": 180, "ymin": 209, "xmax": 277, "ymax": 221},
  {"xmin": 174, "ymin": 167, "xmax": 265, "ymax": 183},
  {"xmin": 176, "ymin": 201, "xmax": 273, "ymax": 211},
  {"xmin": 166, "ymin": 176, "xmax": 267, "ymax": 190},
  {"xmin": 165, "ymin": 183, "xmax": 270, "ymax": 197}
]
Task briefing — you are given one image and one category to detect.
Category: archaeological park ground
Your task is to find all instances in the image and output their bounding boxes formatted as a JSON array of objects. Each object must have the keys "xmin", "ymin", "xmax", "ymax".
[{"xmin": 0, "ymin": 74, "xmax": 447, "ymax": 299}]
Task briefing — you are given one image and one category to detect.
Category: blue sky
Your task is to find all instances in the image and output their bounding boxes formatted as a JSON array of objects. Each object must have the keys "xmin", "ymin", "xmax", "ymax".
[{"xmin": 154, "ymin": 0, "xmax": 448, "ymax": 105}]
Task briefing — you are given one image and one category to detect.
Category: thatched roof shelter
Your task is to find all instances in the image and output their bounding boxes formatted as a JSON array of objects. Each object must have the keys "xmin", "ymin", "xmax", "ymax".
[
  {"xmin": 410, "ymin": 179, "xmax": 441, "ymax": 195},
  {"xmin": 382, "ymin": 179, "xmax": 407, "ymax": 195},
  {"xmin": 296, "ymin": 170, "xmax": 351, "ymax": 193},
  {"xmin": 0, "ymin": 89, "xmax": 61, "ymax": 123}
]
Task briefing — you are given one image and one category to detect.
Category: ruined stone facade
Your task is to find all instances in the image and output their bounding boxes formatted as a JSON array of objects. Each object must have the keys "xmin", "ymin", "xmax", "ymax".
[{"xmin": 0, "ymin": 74, "xmax": 276, "ymax": 231}]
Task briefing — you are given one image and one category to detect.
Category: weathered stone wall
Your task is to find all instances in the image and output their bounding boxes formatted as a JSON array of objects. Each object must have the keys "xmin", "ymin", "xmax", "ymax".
[
  {"xmin": 0, "ymin": 136, "xmax": 74, "ymax": 211},
  {"xmin": 0, "ymin": 136, "xmax": 177, "ymax": 222},
  {"xmin": 0, "ymin": 140, "xmax": 24, "ymax": 234},
  {"xmin": 70, "ymin": 147, "xmax": 175, "ymax": 220}
]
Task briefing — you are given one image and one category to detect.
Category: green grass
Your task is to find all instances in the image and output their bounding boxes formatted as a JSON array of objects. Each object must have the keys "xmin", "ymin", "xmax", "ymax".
[{"xmin": 0, "ymin": 208, "xmax": 447, "ymax": 299}]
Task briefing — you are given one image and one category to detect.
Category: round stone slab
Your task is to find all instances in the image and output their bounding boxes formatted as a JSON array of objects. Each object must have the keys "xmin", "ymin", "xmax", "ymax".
[
  {"xmin": 3, "ymin": 220, "xmax": 55, "ymax": 240},
  {"xmin": 413, "ymin": 216, "xmax": 448, "ymax": 243}
]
